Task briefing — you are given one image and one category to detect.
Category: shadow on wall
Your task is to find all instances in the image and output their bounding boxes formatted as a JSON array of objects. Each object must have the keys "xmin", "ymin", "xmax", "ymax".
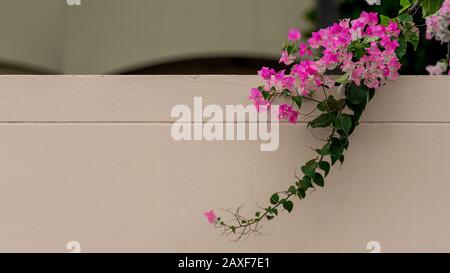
[
  {"xmin": 120, "ymin": 56, "xmax": 284, "ymax": 75},
  {"xmin": 0, "ymin": 61, "xmax": 57, "ymax": 75},
  {"xmin": 0, "ymin": 56, "xmax": 284, "ymax": 75}
]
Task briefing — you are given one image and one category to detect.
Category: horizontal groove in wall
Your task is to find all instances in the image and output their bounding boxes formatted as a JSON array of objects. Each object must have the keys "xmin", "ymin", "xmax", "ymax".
[{"xmin": 0, "ymin": 121, "xmax": 449, "ymax": 125}]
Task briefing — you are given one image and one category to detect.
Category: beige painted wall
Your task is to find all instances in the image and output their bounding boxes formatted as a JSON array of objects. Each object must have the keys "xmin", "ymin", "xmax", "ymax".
[
  {"xmin": 62, "ymin": 0, "xmax": 314, "ymax": 74},
  {"xmin": 0, "ymin": 0, "xmax": 65, "ymax": 72},
  {"xmin": 0, "ymin": 0, "xmax": 314, "ymax": 73},
  {"xmin": 0, "ymin": 75, "xmax": 449, "ymax": 253}
]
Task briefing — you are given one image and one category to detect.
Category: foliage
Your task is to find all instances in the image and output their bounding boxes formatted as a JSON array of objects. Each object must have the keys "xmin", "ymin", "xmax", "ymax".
[{"xmin": 205, "ymin": 0, "xmax": 448, "ymax": 240}]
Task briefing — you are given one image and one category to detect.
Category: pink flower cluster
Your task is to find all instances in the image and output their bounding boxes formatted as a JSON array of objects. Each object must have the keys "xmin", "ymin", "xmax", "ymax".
[
  {"xmin": 426, "ymin": 0, "xmax": 450, "ymax": 43},
  {"xmin": 426, "ymin": 60, "xmax": 449, "ymax": 75},
  {"xmin": 250, "ymin": 12, "xmax": 402, "ymax": 123},
  {"xmin": 310, "ymin": 13, "xmax": 401, "ymax": 89},
  {"xmin": 279, "ymin": 104, "xmax": 299, "ymax": 124}
]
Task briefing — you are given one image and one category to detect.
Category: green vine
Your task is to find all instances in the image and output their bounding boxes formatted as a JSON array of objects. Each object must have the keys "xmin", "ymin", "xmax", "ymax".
[
  {"xmin": 216, "ymin": 83, "xmax": 374, "ymax": 239},
  {"xmin": 211, "ymin": 0, "xmax": 448, "ymax": 240}
]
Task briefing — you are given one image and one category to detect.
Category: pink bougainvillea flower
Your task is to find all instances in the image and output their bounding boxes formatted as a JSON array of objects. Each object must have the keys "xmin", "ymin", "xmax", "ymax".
[
  {"xmin": 279, "ymin": 50, "xmax": 296, "ymax": 65},
  {"xmin": 288, "ymin": 28, "xmax": 301, "ymax": 41},
  {"xmin": 320, "ymin": 49, "xmax": 339, "ymax": 69},
  {"xmin": 307, "ymin": 31, "xmax": 322, "ymax": 48},
  {"xmin": 426, "ymin": 61, "xmax": 448, "ymax": 75},
  {"xmin": 252, "ymin": 11, "xmax": 402, "ymax": 118},
  {"xmin": 203, "ymin": 210, "xmax": 217, "ymax": 224},
  {"xmin": 258, "ymin": 67, "xmax": 276, "ymax": 80},
  {"xmin": 288, "ymin": 111, "xmax": 299, "ymax": 124},
  {"xmin": 380, "ymin": 36, "xmax": 399, "ymax": 53},
  {"xmin": 386, "ymin": 22, "xmax": 400, "ymax": 37},
  {"xmin": 298, "ymin": 43, "xmax": 312, "ymax": 57},
  {"xmin": 322, "ymin": 76, "xmax": 336, "ymax": 89},
  {"xmin": 426, "ymin": 0, "xmax": 450, "ymax": 43},
  {"xmin": 249, "ymin": 88, "xmax": 270, "ymax": 112},
  {"xmin": 361, "ymin": 11, "xmax": 379, "ymax": 26},
  {"xmin": 279, "ymin": 104, "xmax": 299, "ymax": 124}
]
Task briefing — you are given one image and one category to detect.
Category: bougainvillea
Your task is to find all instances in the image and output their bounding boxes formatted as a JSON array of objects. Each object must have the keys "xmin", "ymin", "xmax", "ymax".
[
  {"xmin": 426, "ymin": 0, "xmax": 450, "ymax": 43},
  {"xmin": 204, "ymin": 1, "xmax": 449, "ymax": 239},
  {"xmin": 426, "ymin": 0, "xmax": 450, "ymax": 75}
]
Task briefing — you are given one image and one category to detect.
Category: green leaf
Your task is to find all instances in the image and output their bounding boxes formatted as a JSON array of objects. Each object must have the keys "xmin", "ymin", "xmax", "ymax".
[
  {"xmin": 354, "ymin": 47, "xmax": 365, "ymax": 59},
  {"xmin": 317, "ymin": 143, "xmax": 331, "ymax": 156},
  {"xmin": 335, "ymin": 73, "xmax": 349, "ymax": 84},
  {"xmin": 380, "ymin": 15, "xmax": 391, "ymax": 26},
  {"xmin": 283, "ymin": 200, "xmax": 294, "ymax": 213},
  {"xmin": 272, "ymin": 208, "xmax": 278, "ymax": 216},
  {"xmin": 402, "ymin": 23, "xmax": 420, "ymax": 51},
  {"xmin": 297, "ymin": 188, "xmax": 306, "ymax": 199},
  {"xmin": 397, "ymin": 13, "xmax": 420, "ymax": 52},
  {"xmin": 421, "ymin": 0, "xmax": 445, "ymax": 17},
  {"xmin": 286, "ymin": 44, "xmax": 297, "ymax": 55},
  {"xmin": 331, "ymin": 155, "xmax": 340, "ymax": 165},
  {"xmin": 340, "ymin": 137, "xmax": 350, "ymax": 150},
  {"xmin": 266, "ymin": 206, "xmax": 278, "ymax": 216},
  {"xmin": 339, "ymin": 114, "xmax": 353, "ymax": 134},
  {"xmin": 346, "ymin": 84, "xmax": 369, "ymax": 107},
  {"xmin": 270, "ymin": 193, "xmax": 279, "ymax": 205},
  {"xmin": 408, "ymin": 28, "xmax": 420, "ymax": 51},
  {"xmin": 346, "ymin": 102, "xmax": 364, "ymax": 124},
  {"xmin": 310, "ymin": 113, "xmax": 331, "ymax": 128},
  {"xmin": 400, "ymin": 0, "xmax": 412, "ymax": 7},
  {"xmin": 317, "ymin": 96, "xmax": 345, "ymax": 113},
  {"xmin": 300, "ymin": 176, "xmax": 312, "ymax": 189},
  {"xmin": 399, "ymin": 0, "xmax": 413, "ymax": 14},
  {"xmin": 282, "ymin": 89, "xmax": 291, "ymax": 96},
  {"xmin": 318, "ymin": 161, "xmax": 331, "ymax": 177},
  {"xmin": 313, "ymin": 172, "xmax": 325, "ymax": 187},
  {"xmin": 317, "ymin": 101, "xmax": 327, "ymax": 112},
  {"xmin": 292, "ymin": 96, "xmax": 303, "ymax": 109},
  {"xmin": 348, "ymin": 40, "xmax": 369, "ymax": 59},
  {"xmin": 397, "ymin": 14, "xmax": 413, "ymax": 23},
  {"xmin": 330, "ymin": 137, "xmax": 345, "ymax": 165},
  {"xmin": 365, "ymin": 36, "xmax": 380, "ymax": 43},
  {"xmin": 301, "ymin": 160, "xmax": 317, "ymax": 178},
  {"xmin": 326, "ymin": 96, "xmax": 344, "ymax": 112},
  {"xmin": 261, "ymin": 90, "xmax": 271, "ymax": 100},
  {"xmin": 395, "ymin": 36, "xmax": 408, "ymax": 59},
  {"xmin": 288, "ymin": 186, "xmax": 297, "ymax": 194}
]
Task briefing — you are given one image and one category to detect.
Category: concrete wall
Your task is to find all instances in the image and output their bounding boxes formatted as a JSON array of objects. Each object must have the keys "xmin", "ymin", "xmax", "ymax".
[
  {"xmin": 62, "ymin": 0, "xmax": 314, "ymax": 74},
  {"xmin": 0, "ymin": 0, "xmax": 65, "ymax": 72},
  {"xmin": 0, "ymin": 75, "xmax": 449, "ymax": 252},
  {"xmin": 0, "ymin": 0, "xmax": 314, "ymax": 73}
]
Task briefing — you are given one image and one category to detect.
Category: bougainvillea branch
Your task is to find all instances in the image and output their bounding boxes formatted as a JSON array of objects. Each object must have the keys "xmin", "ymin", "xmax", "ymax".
[
  {"xmin": 204, "ymin": 1, "xmax": 449, "ymax": 240},
  {"xmin": 216, "ymin": 82, "xmax": 377, "ymax": 239}
]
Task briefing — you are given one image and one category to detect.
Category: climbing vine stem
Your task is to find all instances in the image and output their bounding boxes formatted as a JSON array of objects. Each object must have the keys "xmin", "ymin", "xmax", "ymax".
[{"xmin": 216, "ymin": 82, "xmax": 374, "ymax": 240}]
